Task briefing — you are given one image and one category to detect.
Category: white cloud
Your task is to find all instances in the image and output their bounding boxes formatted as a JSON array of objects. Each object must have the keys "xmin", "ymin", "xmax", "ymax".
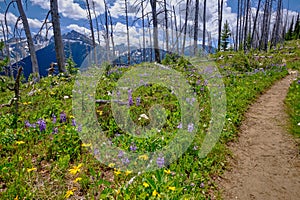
[
  {"xmin": 67, "ymin": 24, "xmax": 90, "ymax": 35},
  {"xmin": 28, "ymin": 18, "xmax": 43, "ymax": 29},
  {"xmin": 0, "ymin": 12, "xmax": 19, "ymax": 26},
  {"xmin": 30, "ymin": 0, "xmax": 50, "ymax": 10},
  {"xmin": 30, "ymin": 0, "xmax": 105, "ymax": 20},
  {"xmin": 0, "ymin": 12, "xmax": 42, "ymax": 35}
]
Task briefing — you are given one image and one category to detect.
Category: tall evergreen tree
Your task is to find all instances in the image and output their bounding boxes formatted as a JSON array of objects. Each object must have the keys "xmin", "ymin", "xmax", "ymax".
[
  {"xmin": 285, "ymin": 17, "xmax": 294, "ymax": 40},
  {"xmin": 293, "ymin": 14, "xmax": 300, "ymax": 39},
  {"xmin": 220, "ymin": 20, "xmax": 231, "ymax": 51}
]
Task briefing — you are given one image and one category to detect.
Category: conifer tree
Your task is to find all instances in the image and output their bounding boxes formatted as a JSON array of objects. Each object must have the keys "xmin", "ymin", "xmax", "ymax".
[
  {"xmin": 293, "ymin": 14, "xmax": 300, "ymax": 39},
  {"xmin": 285, "ymin": 17, "xmax": 294, "ymax": 41},
  {"xmin": 220, "ymin": 20, "xmax": 231, "ymax": 51}
]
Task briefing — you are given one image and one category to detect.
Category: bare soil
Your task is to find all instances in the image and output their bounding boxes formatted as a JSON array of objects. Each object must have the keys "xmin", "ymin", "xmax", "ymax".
[{"xmin": 219, "ymin": 75, "xmax": 300, "ymax": 200}]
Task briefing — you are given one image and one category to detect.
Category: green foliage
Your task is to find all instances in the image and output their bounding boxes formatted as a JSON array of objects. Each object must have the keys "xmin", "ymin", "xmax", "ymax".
[
  {"xmin": 161, "ymin": 53, "xmax": 179, "ymax": 65},
  {"xmin": 285, "ymin": 78, "xmax": 300, "ymax": 138},
  {"xmin": 220, "ymin": 20, "xmax": 231, "ymax": 51},
  {"xmin": 66, "ymin": 57, "xmax": 78, "ymax": 75},
  {"xmin": 0, "ymin": 41, "xmax": 9, "ymax": 72},
  {"xmin": 286, "ymin": 14, "xmax": 300, "ymax": 41}
]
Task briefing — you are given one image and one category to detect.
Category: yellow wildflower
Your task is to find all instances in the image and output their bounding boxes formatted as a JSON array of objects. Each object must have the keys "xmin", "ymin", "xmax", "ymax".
[
  {"xmin": 168, "ymin": 186, "xmax": 176, "ymax": 191},
  {"xmin": 164, "ymin": 169, "xmax": 171, "ymax": 174},
  {"xmin": 108, "ymin": 163, "xmax": 115, "ymax": 168},
  {"xmin": 27, "ymin": 167, "xmax": 37, "ymax": 173},
  {"xmin": 16, "ymin": 141, "xmax": 25, "ymax": 145},
  {"xmin": 81, "ymin": 143, "xmax": 92, "ymax": 147},
  {"xmin": 152, "ymin": 190, "xmax": 161, "ymax": 198},
  {"xmin": 68, "ymin": 164, "xmax": 83, "ymax": 175},
  {"xmin": 125, "ymin": 170, "xmax": 132, "ymax": 176},
  {"xmin": 73, "ymin": 177, "xmax": 82, "ymax": 183},
  {"xmin": 14, "ymin": 195, "xmax": 18, "ymax": 200},
  {"xmin": 143, "ymin": 182, "xmax": 149, "ymax": 188},
  {"xmin": 23, "ymin": 102, "xmax": 28, "ymax": 105},
  {"xmin": 114, "ymin": 169, "xmax": 121, "ymax": 176},
  {"xmin": 138, "ymin": 154, "xmax": 149, "ymax": 160},
  {"xmin": 69, "ymin": 115, "xmax": 75, "ymax": 119},
  {"xmin": 64, "ymin": 188, "xmax": 76, "ymax": 199},
  {"xmin": 97, "ymin": 110, "xmax": 103, "ymax": 116},
  {"xmin": 115, "ymin": 189, "xmax": 121, "ymax": 195}
]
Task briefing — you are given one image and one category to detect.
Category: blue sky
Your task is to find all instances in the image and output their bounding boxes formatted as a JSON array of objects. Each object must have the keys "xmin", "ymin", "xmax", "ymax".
[
  {"xmin": 227, "ymin": 0, "xmax": 300, "ymax": 13},
  {"xmin": 0, "ymin": 0, "xmax": 299, "ymax": 46}
]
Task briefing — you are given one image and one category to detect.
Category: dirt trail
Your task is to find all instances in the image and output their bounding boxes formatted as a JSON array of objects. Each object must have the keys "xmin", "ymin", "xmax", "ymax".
[{"xmin": 219, "ymin": 75, "xmax": 300, "ymax": 200}]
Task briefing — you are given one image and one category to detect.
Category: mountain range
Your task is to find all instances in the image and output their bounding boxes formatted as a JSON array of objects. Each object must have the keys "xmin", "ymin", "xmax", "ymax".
[{"xmin": 7, "ymin": 30, "xmax": 215, "ymax": 78}]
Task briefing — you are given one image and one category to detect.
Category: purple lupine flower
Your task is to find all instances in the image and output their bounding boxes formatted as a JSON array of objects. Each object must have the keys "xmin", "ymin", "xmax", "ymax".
[
  {"xmin": 156, "ymin": 156, "xmax": 165, "ymax": 168},
  {"xmin": 118, "ymin": 151, "xmax": 124, "ymax": 158},
  {"xmin": 200, "ymin": 183, "xmax": 205, "ymax": 188},
  {"xmin": 186, "ymin": 98, "xmax": 190, "ymax": 104},
  {"xmin": 77, "ymin": 124, "xmax": 82, "ymax": 132},
  {"xmin": 116, "ymin": 90, "xmax": 121, "ymax": 100},
  {"xmin": 71, "ymin": 119, "xmax": 76, "ymax": 126},
  {"xmin": 190, "ymin": 97, "xmax": 196, "ymax": 104},
  {"xmin": 177, "ymin": 123, "xmax": 182, "ymax": 129},
  {"xmin": 136, "ymin": 97, "xmax": 141, "ymax": 106},
  {"xmin": 31, "ymin": 123, "xmax": 36, "ymax": 128},
  {"xmin": 298, "ymin": 80, "xmax": 300, "ymax": 84},
  {"xmin": 60, "ymin": 112, "xmax": 67, "ymax": 123},
  {"xmin": 128, "ymin": 89, "xmax": 133, "ymax": 106},
  {"xmin": 188, "ymin": 123, "xmax": 194, "ymax": 133},
  {"xmin": 130, "ymin": 144, "xmax": 137, "ymax": 151},
  {"xmin": 52, "ymin": 114, "xmax": 57, "ymax": 124},
  {"xmin": 94, "ymin": 148, "xmax": 99, "ymax": 156},
  {"xmin": 25, "ymin": 120, "xmax": 32, "ymax": 128},
  {"xmin": 52, "ymin": 127, "xmax": 58, "ymax": 134},
  {"xmin": 122, "ymin": 157, "xmax": 130, "ymax": 165},
  {"xmin": 37, "ymin": 119, "xmax": 46, "ymax": 132}
]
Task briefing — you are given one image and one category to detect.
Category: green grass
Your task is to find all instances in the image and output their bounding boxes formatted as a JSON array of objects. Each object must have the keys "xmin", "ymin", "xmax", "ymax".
[
  {"xmin": 285, "ymin": 78, "xmax": 300, "ymax": 139},
  {"xmin": 0, "ymin": 42, "xmax": 297, "ymax": 199}
]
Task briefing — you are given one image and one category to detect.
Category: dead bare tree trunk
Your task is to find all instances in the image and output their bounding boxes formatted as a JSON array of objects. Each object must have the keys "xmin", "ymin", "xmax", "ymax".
[
  {"xmin": 173, "ymin": 6, "xmax": 179, "ymax": 54},
  {"xmin": 202, "ymin": 0, "xmax": 207, "ymax": 53},
  {"xmin": 238, "ymin": 0, "xmax": 243, "ymax": 50},
  {"xmin": 251, "ymin": 0, "xmax": 262, "ymax": 49},
  {"xmin": 107, "ymin": 8, "xmax": 115, "ymax": 59},
  {"xmin": 125, "ymin": 0, "xmax": 131, "ymax": 65},
  {"xmin": 141, "ymin": 0, "xmax": 146, "ymax": 61},
  {"xmin": 16, "ymin": 0, "xmax": 40, "ymax": 80},
  {"xmin": 218, "ymin": 0, "xmax": 224, "ymax": 51},
  {"xmin": 50, "ymin": 0, "xmax": 66, "ymax": 73},
  {"xmin": 104, "ymin": 0, "xmax": 110, "ymax": 61},
  {"xmin": 271, "ymin": 0, "xmax": 283, "ymax": 48},
  {"xmin": 243, "ymin": 0, "xmax": 250, "ymax": 51},
  {"xmin": 92, "ymin": 1, "xmax": 101, "ymax": 45},
  {"xmin": 193, "ymin": 0, "xmax": 199, "ymax": 55},
  {"xmin": 85, "ymin": 0, "xmax": 97, "ymax": 64},
  {"xmin": 235, "ymin": 0, "xmax": 240, "ymax": 51},
  {"xmin": 181, "ymin": 0, "xmax": 190, "ymax": 55},
  {"xmin": 164, "ymin": 0, "xmax": 169, "ymax": 52},
  {"xmin": 86, "ymin": 0, "xmax": 96, "ymax": 47},
  {"xmin": 150, "ymin": 0, "xmax": 161, "ymax": 63},
  {"xmin": 260, "ymin": 0, "xmax": 273, "ymax": 51}
]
